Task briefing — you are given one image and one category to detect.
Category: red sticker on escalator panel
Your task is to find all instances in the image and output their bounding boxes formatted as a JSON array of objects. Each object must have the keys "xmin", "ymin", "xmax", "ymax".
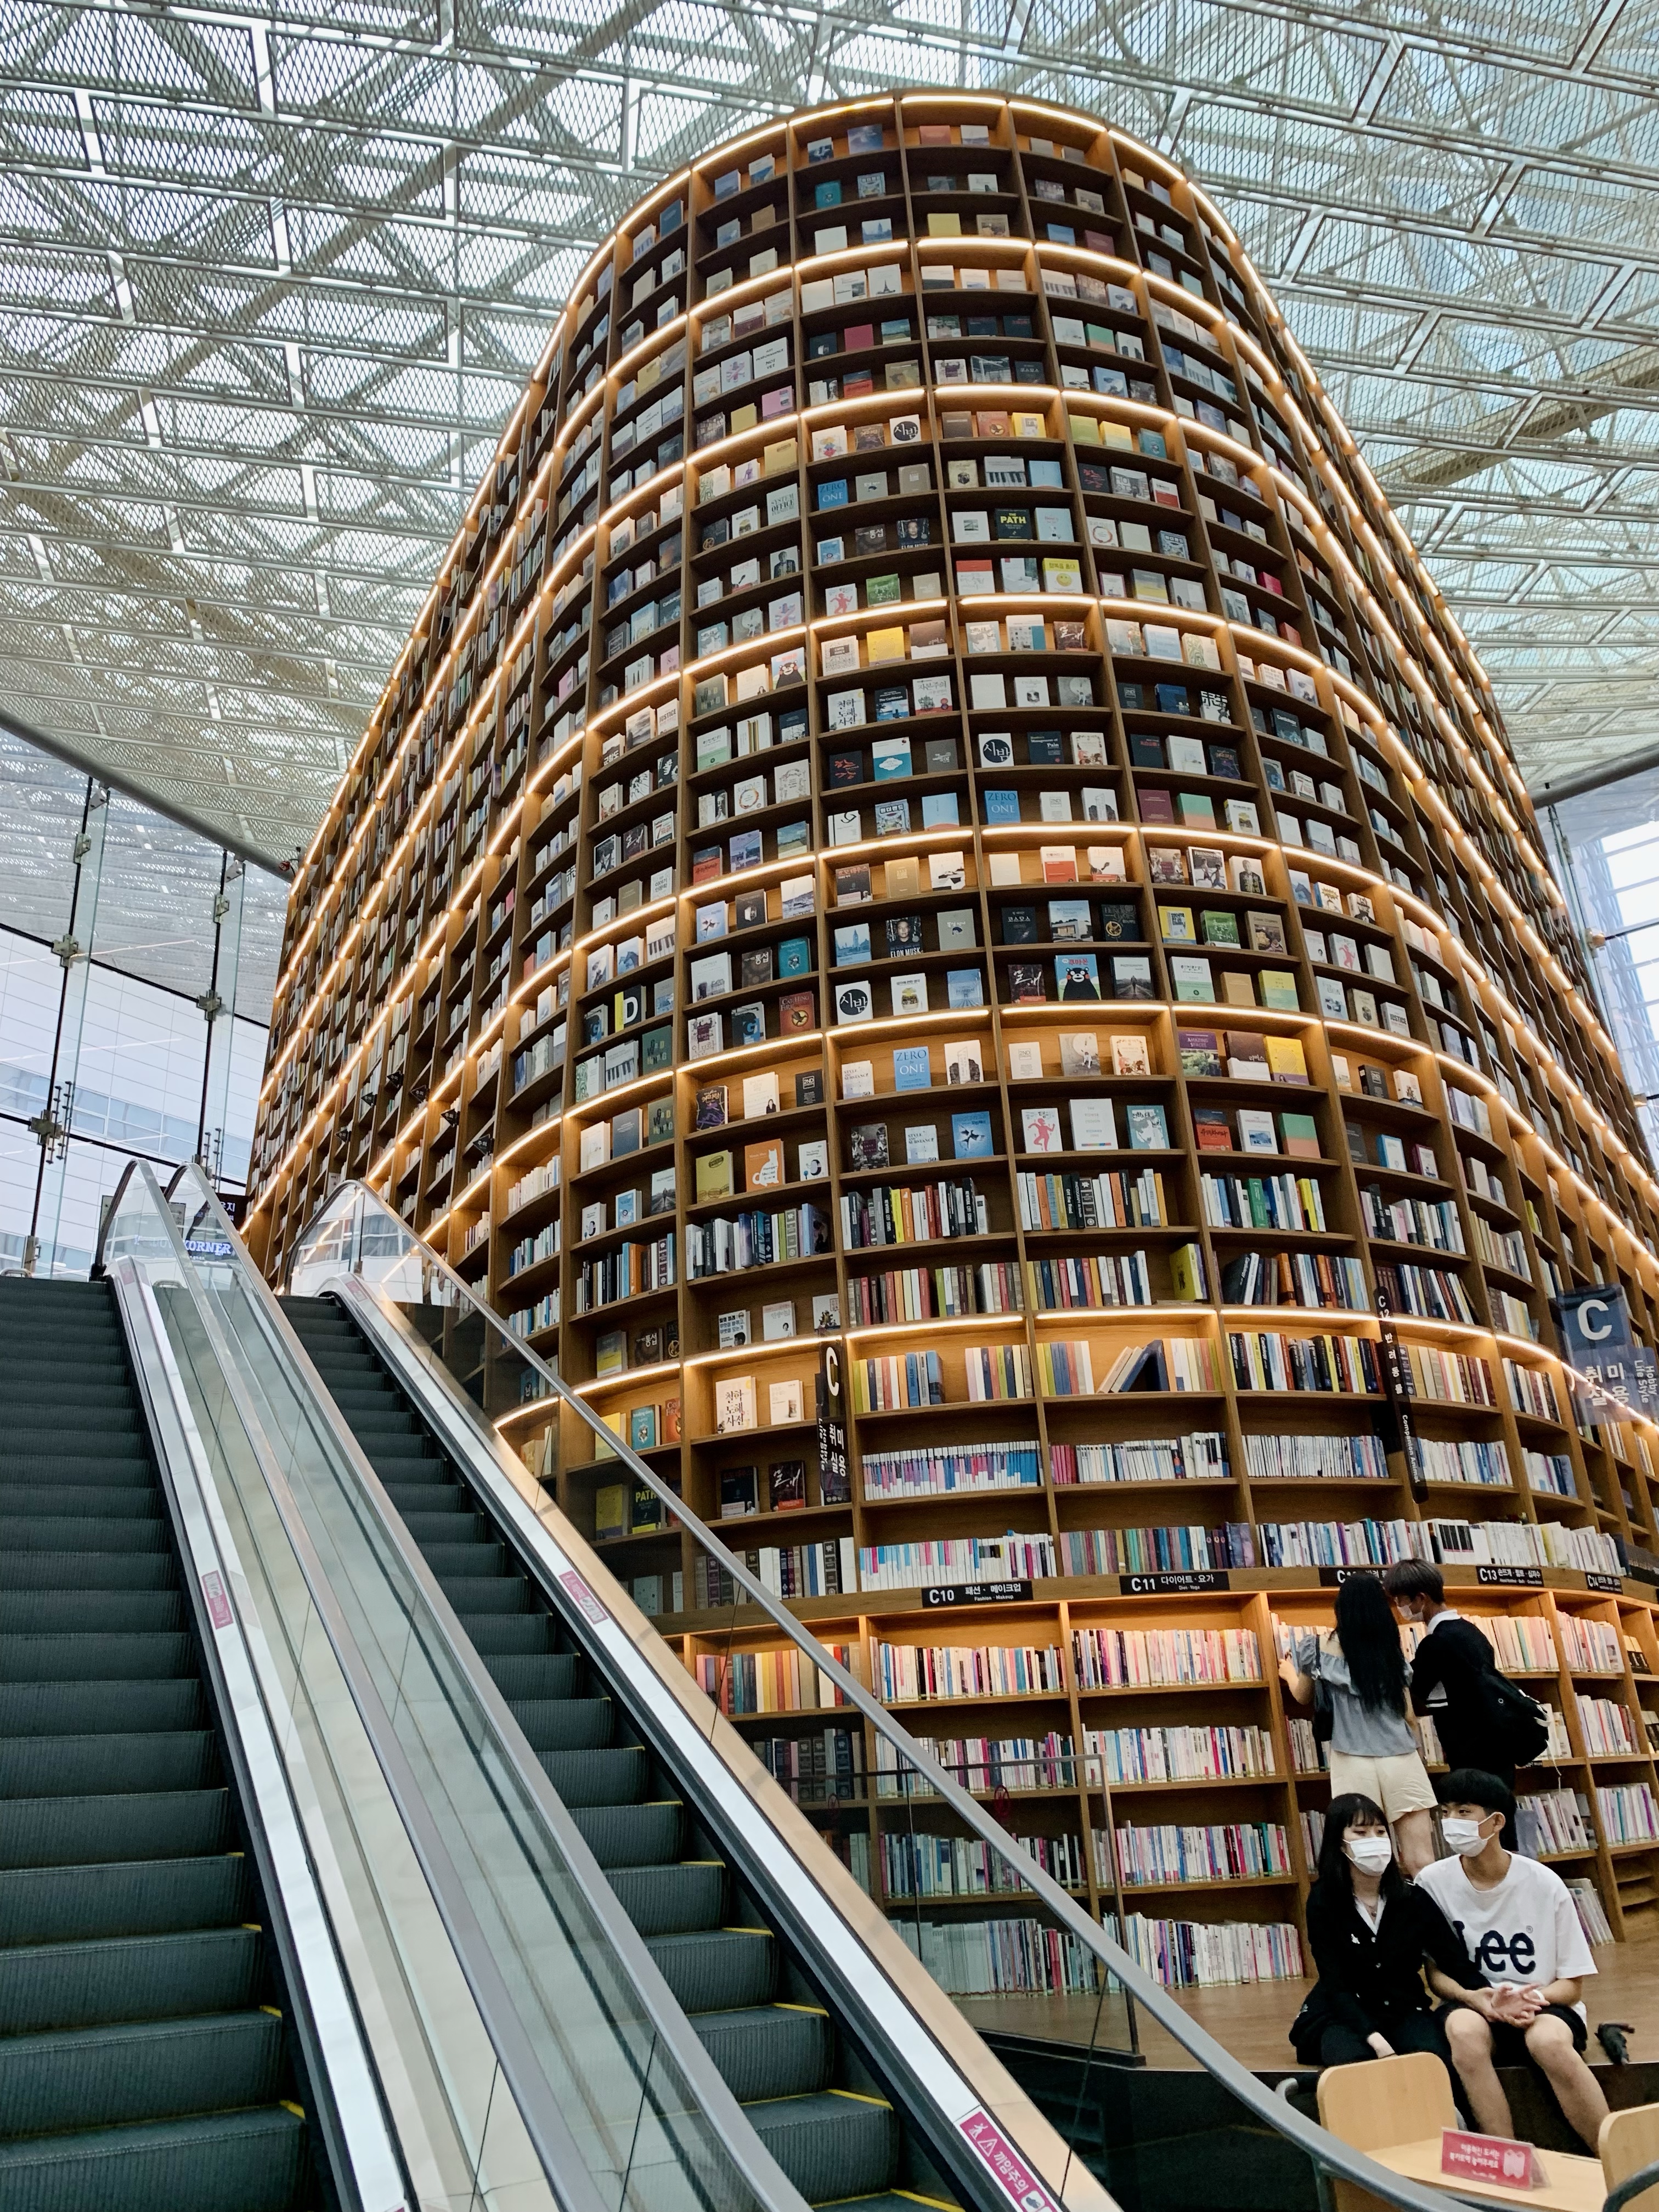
[
  {"xmin": 959, "ymin": 2109, "xmax": 1062, "ymax": 2212},
  {"xmin": 201, "ymin": 1570, "xmax": 233, "ymax": 1629},
  {"xmin": 556, "ymin": 1568, "xmax": 608, "ymax": 1625}
]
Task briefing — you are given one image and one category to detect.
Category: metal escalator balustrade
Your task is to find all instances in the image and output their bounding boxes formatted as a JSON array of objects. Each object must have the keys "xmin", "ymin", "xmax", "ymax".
[
  {"xmin": 151, "ymin": 1159, "xmax": 1101, "ymax": 2212},
  {"xmin": 0, "ymin": 1276, "xmax": 317, "ymax": 2212},
  {"xmin": 112, "ymin": 1160, "xmax": 820, "ymax": 2212},
  {"xmin": 269, "ymin": 1175, "xmax": 1498, "ymax": 2212},
  {"xmin": 282, "ymin": 1293, "xmax": 917, "ymax": 2212}
]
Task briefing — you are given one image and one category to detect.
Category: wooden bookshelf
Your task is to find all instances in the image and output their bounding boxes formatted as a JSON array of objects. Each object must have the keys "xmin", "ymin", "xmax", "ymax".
[{"xmin": 247, "ymin": 93, "xmax": 1659, "ymax": 1990}]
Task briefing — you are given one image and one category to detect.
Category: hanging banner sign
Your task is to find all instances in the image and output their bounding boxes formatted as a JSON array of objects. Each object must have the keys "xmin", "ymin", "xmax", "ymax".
[{"xmin": 1550, "ymin": 1284, "xmax": 1659, "ymax": 1421}]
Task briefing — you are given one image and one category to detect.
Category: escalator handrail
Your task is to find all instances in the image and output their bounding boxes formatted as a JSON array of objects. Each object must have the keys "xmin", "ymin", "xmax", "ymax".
[
  {"xmin": 156, "ymin": 1164, "xmax": 816, "ymax": 2212},
  {"xmin": 107, "ymin": 1162, "xmax": 618, "ymax": 2212},
  {"xmin": 105, "ymin": 1238, "xmax": 412, "ymax": 2212},
  {"xmin": 277, "ymin": 1173, "xmax": 1472, "ymax": 2212}
]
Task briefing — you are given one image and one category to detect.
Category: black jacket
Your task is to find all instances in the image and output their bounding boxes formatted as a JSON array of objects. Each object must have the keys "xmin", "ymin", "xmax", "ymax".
[
  {"xmin": 1409, "ymin": 1616, "xmax": 1502, "ymax": 1767},
  {"xmin": 1293, "ymin": 1881, "xmax": 1483, "ymax": 2053}
]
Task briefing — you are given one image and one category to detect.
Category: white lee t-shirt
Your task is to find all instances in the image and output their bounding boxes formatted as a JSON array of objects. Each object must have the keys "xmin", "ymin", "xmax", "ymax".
[{"xmin": 1416, "ymin": 1851, "xmax": 1595, "ymax": 2017}]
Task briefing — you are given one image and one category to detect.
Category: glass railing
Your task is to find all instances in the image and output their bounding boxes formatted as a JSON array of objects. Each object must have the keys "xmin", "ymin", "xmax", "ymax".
[
  {"xmin": 109, "ymin": 1161, "xmax": 799, "ymax": 2212},
  {"xmin": 100, "ymin": 1161, "xmax": 562, "ymax": 2212},
  {"xmin": 283, "ymin": 1178, "xmax": 1465, "ymax": 2212}
]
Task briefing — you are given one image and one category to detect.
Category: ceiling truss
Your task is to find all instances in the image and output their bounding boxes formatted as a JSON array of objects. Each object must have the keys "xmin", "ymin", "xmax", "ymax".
[{"xmin": 4, "ymin": 0, "xmax": 1659, "ymax": 861}]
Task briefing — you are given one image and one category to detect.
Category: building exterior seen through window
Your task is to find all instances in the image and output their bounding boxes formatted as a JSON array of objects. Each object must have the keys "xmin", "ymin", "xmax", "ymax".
[{"xmin": 0, "ymin": 726, "xmax": 283, "ymax": 1275}]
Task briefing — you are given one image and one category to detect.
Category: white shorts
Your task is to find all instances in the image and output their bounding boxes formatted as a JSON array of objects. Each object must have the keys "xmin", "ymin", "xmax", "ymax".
[{"xmin": 1327, "ymin": 1748, "xmax": 1438, "ymax": 1821}]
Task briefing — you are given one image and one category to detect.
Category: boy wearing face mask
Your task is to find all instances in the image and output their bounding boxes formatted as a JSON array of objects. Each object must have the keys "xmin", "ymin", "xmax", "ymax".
[
  {"xmin": 1383, "ymin": 1561, "xmax": 1515, "ymax": 1804},
  {"xmin": 1291, "ymin": 1793, "xmax": 1481, "ymax": 2080},
  {"xmin": 1419, "ymin": 1770, "xmax": 1610, "ymax": 2151}
]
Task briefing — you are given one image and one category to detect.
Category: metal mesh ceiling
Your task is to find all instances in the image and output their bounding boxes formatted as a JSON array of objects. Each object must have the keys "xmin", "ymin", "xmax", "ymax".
[{"xmin": 2, "ymin": 1, "xmax": 1655, "ymax": 866}]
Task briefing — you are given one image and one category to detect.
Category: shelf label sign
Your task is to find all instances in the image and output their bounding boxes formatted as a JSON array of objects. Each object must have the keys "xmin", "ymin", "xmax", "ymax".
[
  {"xmin": 1475, "ymin": 1565, "xmax": 1543, "ymax": 1588},
  {"xmin": 1585, "ymin": 1572, "xmax": 1625, "ymax": 1595},
  {"xmin": 923, "ymin": 1581, "xmax": 1034, "ymax": 1608},
  {"xmin": 1121, "ymin": 1570, "xmax": 1228, "ymax": 1594},
  {"xmin": 1550, "ymin": 1283, "xmax": 1659, "ymax": 1420}
]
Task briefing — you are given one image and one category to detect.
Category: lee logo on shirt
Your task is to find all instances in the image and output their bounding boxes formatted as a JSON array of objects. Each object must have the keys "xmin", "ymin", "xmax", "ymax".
[{"xmin": 1466, "ymin": 1927, "xmax": 1537, "ymax": 1977}]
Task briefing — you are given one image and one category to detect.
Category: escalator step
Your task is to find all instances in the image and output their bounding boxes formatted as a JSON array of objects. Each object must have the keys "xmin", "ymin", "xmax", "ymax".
[
  {"xmin": 420, "ymin": 1542, "xmax": 504, "ymax": 1577},
  {"xmin": 0, "ymin": 1789, "xmax": 232, "ymax": 1871},
  {"xmin": 0, "ymin": 1462, "xmax": 155, "ymax": 1492},
  {"xmin": 0, "ymin": 1637, "xmax": 191, "ymax": 1681},
  {"xmin": 0, "ymin": 1520, "xmax": 164, "ymax": 1555},
  {"xmin": 745, "ymin": 2091, "xmax": 900, "ymax": 2205},
  {"xmin": 0, "ymin": 2008, "xmax": 283, "ymax": 2137},
  {"xmin": 0, "ymin": 2101, "xmax": 307, "ymax": 2212},
  {"xmin": 338, "ymin": 1410, "xmax": 420, "ymax": 1438},
  {"xmin": 360, "ymin": 1448, "xmax": 444, "ymax": 1479},
  {"xmin": 691, "ymin": 2005, "xmax": 833, "ymax": 2104},
  {"xmin": 568, "ymin": 1801, "xmax": 681, "ymax": 1869},
  {"xmin": 0, "ymin": 1683, "xmax": 205, "ymax": 1739},
  {"xmin": 609, "ymin": 1860, "xmax": 726, "ymax": 1938},
  {"xmin": 0, "ymin": 1492, "xmax": 159, "ymax": 1525},
  {"xmin": 0, "ymin": 1636, "xmax": 194, "ymax": 1684},
  {"xmin": 537, "ymin": 1747, "xmax": 647, "ymax": 1808},
  {"xmin": 830, "ymin": 2196, "xmax": 948, "ymax": 2211},
  {"xmin": 463, "ymin": 1615, "xmax": 556, "ymax": 1656},
  {"xmin": 483, "ymin": 1654, "xmax": 578, "ymax": 1701},
  {"xmin": 0, "ymin": 1381, "xmax": 136, "ymax": 1412},
  {"xmin": 326, "ymin": 1387, "xmax": 404, "ymax": 1414},
  {"xmin": 0, "ymin": 1733, "xmax": 216, "ymax": 1801},
  {"xmin": 0, "ymin": 1556, "xmax": 178, "ymax": 1596},
  {"xmin": 380, "ymin": 1481, "xmax": 464, "ymax": 1514},
  {"xmin": 403, "ymin": 1512, "xmax": 486, "ymax": 1545},
  {"xmin": 505, "ymin": 1697, "xmax": 611, "ymax": 1752},
  {"xmin": 0, "ymin": 1857, "xmax": 250, "ymax": 1947},
  {"xmin": 435, "ymin": 1576, "xmax": 529, "ymax": 1616},
  {"xmin": 0, "ymin": 1594, "xmax": 184, "ymax": 1637},
  {"xmin": 0, "ymin": 1926, "xmax": 262, "ymax": 2035},
  {"xmin": 0, "ymin": 1413, "xmax": 144, "ymax": 1444},
  {"xmin": 646, "ymin": 1927, "xmax": 775, "ymax": 2015}
]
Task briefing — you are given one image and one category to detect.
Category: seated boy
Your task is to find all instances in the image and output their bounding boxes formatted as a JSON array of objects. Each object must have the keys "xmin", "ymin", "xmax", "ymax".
[{"xmin": 1418, "ymin": 1769, "xmax": 1609, "ymax": 2151}]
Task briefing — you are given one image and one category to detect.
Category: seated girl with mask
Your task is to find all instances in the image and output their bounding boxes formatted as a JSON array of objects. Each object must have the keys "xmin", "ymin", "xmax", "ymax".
[{"xmin": 1291, "ymin": 1793, "xmax": 1483, "ymax": 2079}]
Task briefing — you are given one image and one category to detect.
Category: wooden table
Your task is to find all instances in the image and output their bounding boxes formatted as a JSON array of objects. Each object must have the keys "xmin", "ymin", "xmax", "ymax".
[{"xmin": 1369, "ymin": 2136, "xmax": 1605, "ymax": 2212}]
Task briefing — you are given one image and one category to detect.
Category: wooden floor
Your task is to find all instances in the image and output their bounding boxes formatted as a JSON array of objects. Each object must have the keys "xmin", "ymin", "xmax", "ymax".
[{"xmin": 959, "ymin": 1921, "xmax": 1659, "ymax": 2073}]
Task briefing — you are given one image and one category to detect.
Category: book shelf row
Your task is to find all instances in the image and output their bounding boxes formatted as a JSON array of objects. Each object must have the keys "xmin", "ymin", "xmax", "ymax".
[{"xmin": 657, "ymin": 1578, "xmax": 1659, "ymax": 1987}]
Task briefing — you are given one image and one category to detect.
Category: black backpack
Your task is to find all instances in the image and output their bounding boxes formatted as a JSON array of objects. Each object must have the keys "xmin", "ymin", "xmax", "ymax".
[{"xmin": 1481, "ymin": 1669, "xmax": 1550, "ymax": 1768}]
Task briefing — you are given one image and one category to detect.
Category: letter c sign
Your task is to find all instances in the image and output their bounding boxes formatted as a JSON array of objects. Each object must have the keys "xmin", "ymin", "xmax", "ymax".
[{"xmin": 1577, "ymin": 1299, "xmax": 1613, "ymax": 1343}]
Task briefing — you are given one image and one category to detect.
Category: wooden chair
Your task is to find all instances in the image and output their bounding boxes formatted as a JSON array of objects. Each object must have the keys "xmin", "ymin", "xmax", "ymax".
[
  {"xmin": 1316, "ymin": 2050, "xmax": 1457, "ymax": 2212},
  {"xmin": 1599, "ymin": 2105, "xmax": 1659, "ymax": 2212}
]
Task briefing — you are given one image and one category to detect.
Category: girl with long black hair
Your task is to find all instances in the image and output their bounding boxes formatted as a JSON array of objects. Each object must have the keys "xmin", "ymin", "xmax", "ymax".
[
  {"xmin": 1291, "ymin": 1793, "xmax": 1482, "ymax": 2075},
  {"xmin": 1279, "ymin": 1572, "xmax": 1437, "ymax": 1874}
]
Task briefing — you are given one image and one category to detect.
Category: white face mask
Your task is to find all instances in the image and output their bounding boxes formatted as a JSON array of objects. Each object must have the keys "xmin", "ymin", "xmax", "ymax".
[
  {"xmin": 1442, "ymin": 1816, "xmax": 1491, "ymax": 1857},
  {"xmin": 1345, "ymin": 1834, "xmax": 1393, "ymax": 1876}
]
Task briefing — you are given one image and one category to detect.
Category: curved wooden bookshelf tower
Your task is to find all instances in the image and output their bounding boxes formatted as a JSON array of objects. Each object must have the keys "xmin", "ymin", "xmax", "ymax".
[{"xmin": 250, "ymin": 94, "xmax": 1659, "ymax": 2001}]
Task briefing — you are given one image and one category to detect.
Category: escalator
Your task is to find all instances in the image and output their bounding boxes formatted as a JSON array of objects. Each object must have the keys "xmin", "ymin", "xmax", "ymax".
[
  {"xmin": 0, "ymin": 1278, "xmax": 314, "ymax": 2211},
  {"xmin": 88, "ymin": 1157, "xmax": 1457, "ymax": 2212},
  {"xmin": 282, "ymin": 1294, "xmax": 941, "ymax": 2212}
]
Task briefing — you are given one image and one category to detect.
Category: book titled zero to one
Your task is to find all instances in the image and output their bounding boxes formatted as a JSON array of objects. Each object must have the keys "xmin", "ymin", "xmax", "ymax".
[{"xmin": 1440, "ymin": 2128, "xmax": 1547, "ymax": 2190}]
